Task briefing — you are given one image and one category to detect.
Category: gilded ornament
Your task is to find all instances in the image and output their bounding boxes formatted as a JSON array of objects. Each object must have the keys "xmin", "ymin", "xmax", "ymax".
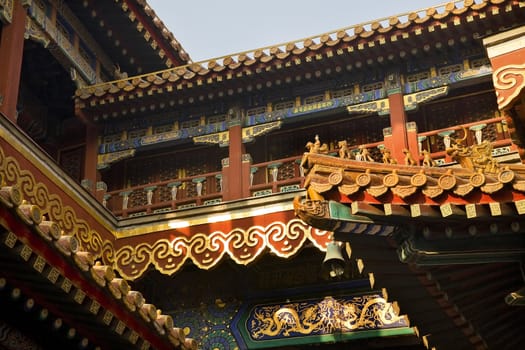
[
  {"xmin": 469, "ymin": 172, "xmax": 486, "ymax": 187},
  {"xmin": 366, "ymin": 185, "xmax": 388, "ymax": 198},
  {"xmin": 249, "ymin": 294, "xmax": 407, "ymax": 340},
  {"xmin": 328, "ymin": 171, "xmax": 343, "ymax": 186},
  {"xmin": 453, "ymin": 183, "xmax": 474, "ymax": 197},
  {"xmin": 438, "ymin": 171, "xmax": 456, "ymax": 190},
  {"xmin": 391, "ymin": 186, "xmax": 417, "ymax": 199},
  {"xmin": 410, "ymin": 171, "xmax": 427, "ymax": 187},
  {"xmin": 480, "ymin": 181, "xmax": 504, "ymax": 194},
  {"xmin": 383, "ymin": 171, "xmax": 399, "ymax": 187},
  {"xmin": 498, "ymin": 167, "xmax": 515, "ymax": 184},
  {"xmin": 355, "ymin": 171, "xmax": 371, "ymax": 187}
]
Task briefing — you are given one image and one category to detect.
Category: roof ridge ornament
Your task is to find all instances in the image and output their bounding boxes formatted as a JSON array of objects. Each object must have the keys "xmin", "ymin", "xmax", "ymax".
[{"xmin": 446, "ymin": 127, "xmax": 500, "ymax": 174}]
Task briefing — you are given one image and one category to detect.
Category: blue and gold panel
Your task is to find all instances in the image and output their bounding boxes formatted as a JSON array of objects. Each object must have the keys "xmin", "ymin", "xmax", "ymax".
[{"xmin": 232, "ymin": 292, "xmax": 414, "ymax": 349}]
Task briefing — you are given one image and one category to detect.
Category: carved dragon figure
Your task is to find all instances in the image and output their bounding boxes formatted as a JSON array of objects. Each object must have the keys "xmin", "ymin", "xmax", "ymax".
[{"xmin": 250, "ymin": 296, "xmax": 405, "ymax": 339}]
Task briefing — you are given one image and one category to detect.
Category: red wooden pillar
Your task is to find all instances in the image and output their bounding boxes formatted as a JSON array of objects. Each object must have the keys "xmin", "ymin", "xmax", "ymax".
[
  {"xmin": 0, "ymin": 1, "xmax": 27, "ymax": 122},
  {"xmin": 84, "ymin": 124, "xmax": 100, "ymax": 193},
  {"xmin": 222, "ymin": 109, "xmax": 248, "ymax": 201},
  {"xmin": 387, "ymin": 91, "xmax": 409, "ymax": 163},
  {"xmin": 76, "ymin": 107, "xmax": 100, "ymax": 196}
]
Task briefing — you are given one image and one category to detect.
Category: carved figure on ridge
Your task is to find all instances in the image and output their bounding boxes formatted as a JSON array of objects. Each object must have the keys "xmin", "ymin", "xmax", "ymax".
[
  {"xmin": 338, "ymin": 140, "xmax": 352, "ymax": 159},
  {"xmin": 381, "ymin": 147, "xmax": 397, "ymax": 164},
  {"xmin": 305, "ymin": 135, "xmax": 329, "ymax": 154},
  {"xmin": 357, "ymin": 145, "xmax": 375, "ymax": 162},
  {"xmin": 446, "ymin": 127, "xmax": 500, "ymax": 174},
  {"xmin": 403, "ymin": 148, "xmax": 417, "ymax": 166},
  {"xmin": 421, "ymin": 150, "xmax": 436, "ymax": 167}
]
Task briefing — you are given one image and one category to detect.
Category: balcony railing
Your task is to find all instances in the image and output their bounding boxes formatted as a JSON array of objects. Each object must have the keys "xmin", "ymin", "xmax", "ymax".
[
  {"xmin": 101, "ymin": 117, "xmax": 516, "ymax": 218},
  {"xmin": 416, "ymin": 116, "xmax": 512, "ymax": 165},
  {"xmin": 249, "ymin": 155, "xmax": 304, "ymax": 197},
  {"xmin": 105, "ymin": 171, "xmax": 223, "ymax": 218}
]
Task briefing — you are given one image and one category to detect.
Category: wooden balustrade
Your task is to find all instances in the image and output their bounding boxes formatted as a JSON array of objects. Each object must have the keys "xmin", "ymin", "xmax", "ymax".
[
  {"xmin": 417, "ymin": 117, "xmax": 512, "ymax": 165},
  {"xmin": 249, "ymin": 155, "xmax": 304, "ymax": 197},
  {"xmin": 100, "ymin": 117, "xmax": 515, "ymax": 218},
  {"xmin": 105, "ymin": 171, "xmax": 222, "ymax": 218}
]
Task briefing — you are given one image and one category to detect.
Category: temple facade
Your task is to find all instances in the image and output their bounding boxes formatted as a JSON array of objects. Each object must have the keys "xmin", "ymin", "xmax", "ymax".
[{"xmin": 1, "ymin": 0, "xmax": 525, "ymax": 349}]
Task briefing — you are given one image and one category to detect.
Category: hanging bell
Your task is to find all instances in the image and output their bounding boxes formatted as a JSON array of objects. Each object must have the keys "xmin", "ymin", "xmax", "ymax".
[{"xmin": 322, "ymin": 242, "xmax": 346, "ymax": 279}]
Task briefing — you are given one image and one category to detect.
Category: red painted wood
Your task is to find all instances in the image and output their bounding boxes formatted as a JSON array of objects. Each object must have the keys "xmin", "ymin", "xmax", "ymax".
[
  {"xmin": 388, "ymin": 92, "xmax": 409, "ymax": 163},
  {"xmin": 0, "ymin": 2, "xmax": 26, "ymax": 122}
]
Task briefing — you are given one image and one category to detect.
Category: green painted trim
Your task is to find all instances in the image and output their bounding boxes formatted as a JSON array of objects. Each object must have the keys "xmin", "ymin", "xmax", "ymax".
[
  {"xmin": 328, "ymin": 201, "xmax": 374, "ymax": 223},
  {"xmin": 241, "ymin": 327, "xmax": 418, "ymax": 349}
]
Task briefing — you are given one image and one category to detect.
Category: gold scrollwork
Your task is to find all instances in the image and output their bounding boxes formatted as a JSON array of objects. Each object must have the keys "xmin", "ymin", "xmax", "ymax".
[
  {"xmin": 493, "ymin": 63, "xmax": 525, "ymax": 110},
  {"xmin": 0, "ymin": 146, "xmax": 109, "ymax": 261},
  {"xmin": 249, "ymin": 295, "xmax": 406, "ymax": 339}
]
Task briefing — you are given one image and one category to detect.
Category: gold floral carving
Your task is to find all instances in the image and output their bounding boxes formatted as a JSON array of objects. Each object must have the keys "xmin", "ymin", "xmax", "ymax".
[{"xmin": 493, "ymin": 63, "xmax": 525, "ymax": 110}]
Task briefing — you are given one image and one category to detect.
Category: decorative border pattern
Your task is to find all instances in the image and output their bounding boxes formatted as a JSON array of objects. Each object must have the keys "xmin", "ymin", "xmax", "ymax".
[
  {"xmin": 233, "ymin": 292, "xmax": 410, "ymax": 349},
  {"xmin": 493, "ymin": 63, "xmax": 525, "ymax": 110},
  {"xmin": 0, "ymin": 146, "xmax": 111, "ymax": 260},
  {"xmin": 113, "ymin": 219, "xmax": 331, "ymax": 280}
]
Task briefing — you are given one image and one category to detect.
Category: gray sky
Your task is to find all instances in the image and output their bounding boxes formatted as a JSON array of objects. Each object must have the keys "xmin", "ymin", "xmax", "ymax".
[{"xmin": 148, "ymin": 0, "xmax": 450, "ymax": 62}]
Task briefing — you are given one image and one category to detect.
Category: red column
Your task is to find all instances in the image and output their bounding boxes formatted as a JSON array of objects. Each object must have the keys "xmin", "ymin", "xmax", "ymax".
[
  {"xmin": 76, "ymin": 107, "xmax": 100, "ymax": 195},
  {"xmin": 387, "ymin": 92, "xmax": 409, "ymax": 163},
  {"xmin": 84, "ymin": 124, "xmax": 100, "ymax": 193},
  {"xmin": 222, "ymin": 111, "xmax": 247, "ymax": 201},
  {"xmin": 0, "ymin": 1, "xmax": 27, "ymax": 122}
]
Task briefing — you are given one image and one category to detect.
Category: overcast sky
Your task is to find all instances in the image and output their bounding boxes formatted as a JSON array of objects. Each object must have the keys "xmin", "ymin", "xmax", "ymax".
[{"xmin": 147, "ymin": 0, "xmax": 449, "ymax": 62}]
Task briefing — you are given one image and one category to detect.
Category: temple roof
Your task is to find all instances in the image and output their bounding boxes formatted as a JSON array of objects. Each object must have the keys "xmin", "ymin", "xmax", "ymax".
[
  {"xmin": 293, "ymin": 142, "xmax": 525, "ymax": 349},
  {"xmin": 74, "ymin": 0, "xmax": 525, "ymax": 116},
  {"xmin": 294, "ymin": 147, "xmax": 525, "ymax": 234},
  {"xmin": 66, "ymin": 0, "xmax": 191, "ymax": 77},
  {"xmin": 0, "ymin": 168, "xmax": 195, "ymax": 349}
]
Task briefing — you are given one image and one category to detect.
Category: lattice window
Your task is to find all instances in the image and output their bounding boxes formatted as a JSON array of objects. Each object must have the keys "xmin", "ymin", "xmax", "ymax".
[
  {"xmin": 158, "ymin": 186, "xmax": 172, "ymax": 202},
  {"xmin": 438, "ymin": 64, "xmax": 462, "ymax": 76},
  {"xmin": 129, "ymin": 190, "xmax": 147, "ymax": 208},
  {"xmin": 278, "ymin": 162, "xmax": 296, "ymax": 181},
  {"xmin": 103, "ymin": 133, "xmax": 122, "ymax": 143},
  {"xmin": 127, "ymin": 158, "xmax": 156, "ymax": 186},
  {"xmin": 246, "ymin": 107, "xmax": 266, "ymax": 116},
  {"xmin": 207, "ymin": 114, "xmax": 227, "ymax": 124},
  {"xmin": 470, "ymin": 57, "xmax": 490, "ymax": 68},
  {"xmin": 180, "ymin": 119, "xmax": 200, "ymax": 129},
  {"xmin": 362, "ymin": 82, "xmax": 384, "ymax": 92},
  {"xmin": 304, "ymin": 94, "xmax": 324, "ymax": 105},
  {"xmin": 406, "ymin": 71, "xmax": 430, "ymax": 83},
  {"xmin": 273, "ymin": 100, "xmax": 294, "ymax": 110},
  {"xmin": 128, "ymin": 129, "xmax": 147, "ymax": 139},
  {"xmin": 483, "ymin": 123, "xmax": 498, "ymax": 143},
  {"xmin": 331, "ymin": 88, "xmax": 353, "ymax": 98},
  {"xmin": 154, "ymin": 124, "xmax": 173, "ymax": 134}
]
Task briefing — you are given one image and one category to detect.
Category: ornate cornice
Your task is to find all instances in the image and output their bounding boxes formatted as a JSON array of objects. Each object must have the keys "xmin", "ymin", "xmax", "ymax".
[
  {"xmin": 114, "ymin": 217, "xmax": 331, "ymax": 280},
  {"xmin": 1, "ymin": 139, "xmax": 330, "ymax": 280},
  {"xmin": 75, "ymin": 0, "xmax": 521, "ymax": 110}
]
